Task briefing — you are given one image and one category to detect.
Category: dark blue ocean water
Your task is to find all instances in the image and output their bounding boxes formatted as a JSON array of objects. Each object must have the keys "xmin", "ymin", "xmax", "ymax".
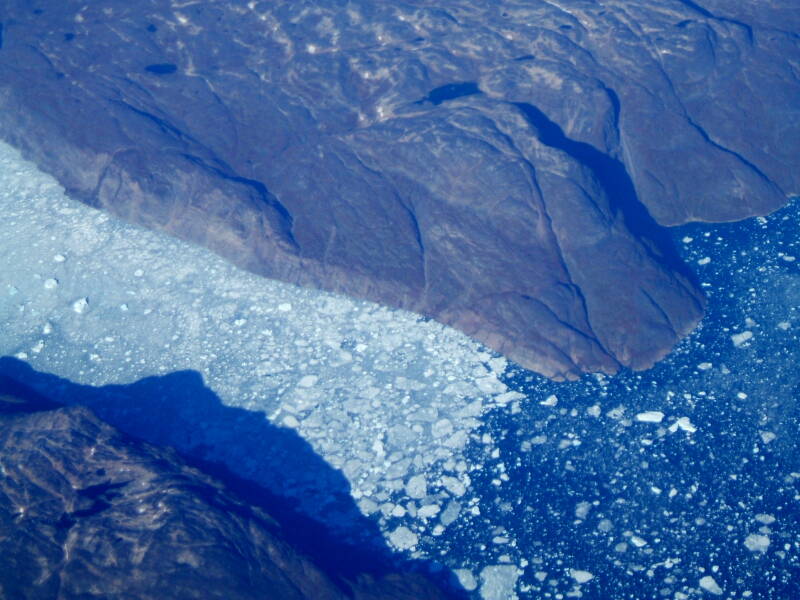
[{"xmin": 433, "ymin": 199, "xmax": 800, "ymax": 599}]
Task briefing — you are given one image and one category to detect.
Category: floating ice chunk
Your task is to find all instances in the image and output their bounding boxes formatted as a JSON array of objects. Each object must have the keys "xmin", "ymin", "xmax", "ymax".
[
  {"xmin": 479, "ymin": 565, "xmax": 519, "ymax": 600},
  {"xmin": 417, "ymin": 504, "xmax": 440, "ymax": 518},
  {"xmin": 388, "ymin": 526, "xmax": 418, "ymax": 550},
  {"xmin": 53, "ymin": 254, "xmax": 66, "ymax": 262},
  {"xmin": 699, "ymin": 575, "xmax": 723, "ymax": 595},
  {"xmin": 731, "ymin": 331, "xmax": 754, "ymax": 347},
  {"xmin": 475, "ymin": 375, "xmax": 507, "ymax": 395},
  {"xmin": 494, "ymin": 391, "xmax": 525, "ymax": 405},
  {"xmin": 759, "ymin": 431, "xmax": 777, "ymax": 444},
  {"xmin": 570, "ymin": 569, "xmax": 594, "ymax": 584},
  {"xmin": 297, "ymin": 375, "xmax": 318, "ymax": 388},
  {"xmin": 43, "ymin": 278, "xmax": 59, "ymax": 289},
  {"xmin": 777, "ymin": 321, "xmax": 791, "ymax": 330},
  {"xmin": 432, "ymin": 419, "xmax": 454, "ymax": 438},
  {"xmin": 755, "ymin": 514, "xmax": 776, "ymax": 525},
  {"xmin": 405, "ymin": 474, "xmax": 427, "ymax": 499},
  {"xmin": 72, "ymin": 297, "xmax": 89, "ymax": 314},
  {"xmin": 358, "ymin": 498, "xmax": 379, "ymax": 515},
  {"xmin": 488, "ymin": 357, "xmax": 507, "ymax": 374},
  {"xmin": 441, "ymin": 475, "xmax": 466, "ymax": 497},
  {"xmin": 575, "ymin": 501, "xmax": 592, "ymax": 519},
  {"xmin": 454, "ymin": 569, "xmax": 478, "ymax": 592},
  {"xmin": 682, "ymin": 236, "xmax": 693, "ymax": 243},
  {"xmin": 540, "ymin": 394, "xmax": 558, "ymax": 407},
  {"xmin": 630, "ymin": 535, "xmax": 647, "ymax": 547},
  {"xmin": 440, "ymin": 501, "xmax": 461, "ymax": 526},
  {"xmin": 635, "ymin": 411, "xmax": 664, "ymax": 423},
  {"xmin": 277, "ymin": 302, "xmax": 292, "ymax": 312},
  {"xmin": 587, "ymin": 404, "xmax": 601, "ymax": 417},
  {"xmin": 697, "ymin": 362, "xmax": 713, "ymax": 370},
  {"xmin": 668, "ymin": 417, "xmax": 697, "ymax": 433},
  {"xmin": 743, "ymin": 534, "xmax": 770, "ymax": 553},
  {"xmin": 697, "ymin": 257, "xmax": 711, "ymax": 265}
]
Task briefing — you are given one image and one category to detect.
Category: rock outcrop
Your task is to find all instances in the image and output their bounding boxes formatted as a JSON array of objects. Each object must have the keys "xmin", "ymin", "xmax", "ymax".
[
  {"xmin": 0, "ymin": 0, "xmax": 797, "ymax": 378},
  {"xmin": 0, "ymin": 380, "xmax": 448, "ymax": 600}
]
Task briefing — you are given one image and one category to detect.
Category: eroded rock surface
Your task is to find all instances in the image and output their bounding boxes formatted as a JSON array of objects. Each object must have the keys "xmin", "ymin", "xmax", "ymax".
[
  {"xmin": 0, "ymin": 1, "xmax": 797, "ymax": 378},
  {"xmin": 0, "ymin": 380, "xmax": 448, "ymax": 600}
]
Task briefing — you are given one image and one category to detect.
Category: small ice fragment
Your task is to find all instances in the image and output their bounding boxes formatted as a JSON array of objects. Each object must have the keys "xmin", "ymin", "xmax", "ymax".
[
  {"xmin": 759, "ymin": 431, "xmax": 776, "ymax": 444},
  {"xmin": 282, "ymin": 415, "xmax": 299, "ymax": 428},
  {"xmin": 697, "ymin": 257, "xmax": 711, "ymax": 265},
  {"xmin": 388, "ymin": 526, "xmax": 418, "ymax": 550},
  {"xmin": 405, "ymin": 474, "xmax": 427, "ymax": 499},
  {"xmin": 454, "ymin": 569, "xmax": 477, "ymax": 592},
  {"xmin": 479, "ymin": 565, "xmax": 519, "ymax": 600},
  {"xmin": 494, "ymin": 391, "xmax": 525, "ymax": 405},
  {"xmin": 441, "ymin": 475, "xmax": 466, "ymax": 497},
  {"xmin": 630, "ymin": 536, "xmax": 647, "ymax": 547},
  {"xmin": 736, "ymin": 392, "xmax": 748, "ymax": 400},
  {"xmin": 297, "ymin": 375, "xmax": 318, "ymax": 388},
  {"xmin": 699, "ymin": 575, "xmax": 723, "ymax": 595},
  {"xmin": 697, "ymin": 362, "xmax": 712, "ymax": 370},
  {"xmin": 277, "ymin": 302, "xmax": 292, "ymax": 312},
  {"xmin": 755, "ymin": 514, "xmax": 776, "ymax": 525},
  {"xmin": 575, "ymin": 501, "xmax": 592, "ymax": 519},
  {"xmin": 72, "ymin": 298, "xmax": 89, "ymax": 314},
  {"xmin": 777, "ymin": 321, "xmax": 791, "ymax": 330},
  {"xmin": 488, "ymin": 356, "xmax": 507, "ymax": 374},
  {"xmin": 120, "ymin": 303, "xmax": 129, "ymax": 311},
  {"xmin": 587, "ymin": 404, "xmax": 601, "ymax": 417},
  {"xmin": 53, "ymin": 254, "xmax": 66, "ymax": 262},
  {"xmin": 731, "ymin": 331, "xmax": 753, "ymax": 347},
  {"xmin": 42, "ymin": 322, "xmax": 53, "ymax": 335},
  {"xmin": 417, "ymin": 504, "xmax": 440, "ymax": 518},
  {"xmin": 743, "ymin": 534, "xmax": 770, "ymax": 553},
  {"xmin": 133, "ymin": 269, "xmax": 144, "ymax": 277},
  {"xmin": 635, "ymin": 411, "xmax": 664, "ymax": 423},
  {"xmin": 782, "ymin": 255, "xmax": 796, "ymax": 262},
  {"xmin": 540, "ymin": 394, "xmax": 558, "ymax": 407},
  {"xmin": 668, "ymin": 417, "xmax": 697, "ymax": 434},
  {"xmin": 570, "ymin": 569, "xmax": 594, "ymax": 584},
  {"xmin": 476, "ymin": 376, "xmax": 506, "ymax": 395},
  {"xmin": 682, "ymin": 236, "xmax": 693, "ymax": 243},
  {"xmin": 43, "ymin": 278, "xmax": 59, "ymax": 289}
]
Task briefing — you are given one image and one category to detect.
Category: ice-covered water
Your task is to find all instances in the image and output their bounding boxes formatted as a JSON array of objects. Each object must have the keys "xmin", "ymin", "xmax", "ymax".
[{"xmin": 1, "ymin": 140, "xmax": 798, "ymax": 599}]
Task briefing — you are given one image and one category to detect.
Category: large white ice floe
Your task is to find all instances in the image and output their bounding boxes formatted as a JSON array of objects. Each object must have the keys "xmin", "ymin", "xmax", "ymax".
[{"xmin": 0, "ymin": 140, "xmax": 516, "ymax": 584}]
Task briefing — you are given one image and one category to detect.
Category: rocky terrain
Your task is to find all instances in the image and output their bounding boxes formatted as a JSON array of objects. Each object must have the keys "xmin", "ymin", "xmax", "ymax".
[
  {"xmin": 0, "ymin": 377, "xmax": 450, "ymax": 600},
  {"xmin": 0, "ymin": 0, "xmax": 797, "ymax": 378}
]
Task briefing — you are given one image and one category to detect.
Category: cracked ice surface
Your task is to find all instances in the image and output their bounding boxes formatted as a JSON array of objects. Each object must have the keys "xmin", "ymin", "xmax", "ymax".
[
  {"xmin": 3, "ymin": 138, "xmax": 800, "ymax": 600},
  {"xmin": 0, "ymin": 141, "xmax": 509, "ymax": 558}
]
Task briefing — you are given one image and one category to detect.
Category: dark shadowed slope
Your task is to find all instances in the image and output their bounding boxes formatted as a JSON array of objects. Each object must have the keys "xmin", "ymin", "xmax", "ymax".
[{"xmin": 0, "ymin": 362, "xmax": 460, "ymax": 600}]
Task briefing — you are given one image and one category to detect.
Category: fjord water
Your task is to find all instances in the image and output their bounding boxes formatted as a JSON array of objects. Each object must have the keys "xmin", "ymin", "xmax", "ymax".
[{"xmin": 0, "ymin": 141, "xmax": 797, "ymax": 599}]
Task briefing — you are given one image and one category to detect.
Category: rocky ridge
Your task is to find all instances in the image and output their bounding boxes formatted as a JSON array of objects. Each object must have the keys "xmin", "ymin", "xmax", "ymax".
[{"xmin": 0, "ymin": 0, "xmax": 797, "ymax": 378}]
